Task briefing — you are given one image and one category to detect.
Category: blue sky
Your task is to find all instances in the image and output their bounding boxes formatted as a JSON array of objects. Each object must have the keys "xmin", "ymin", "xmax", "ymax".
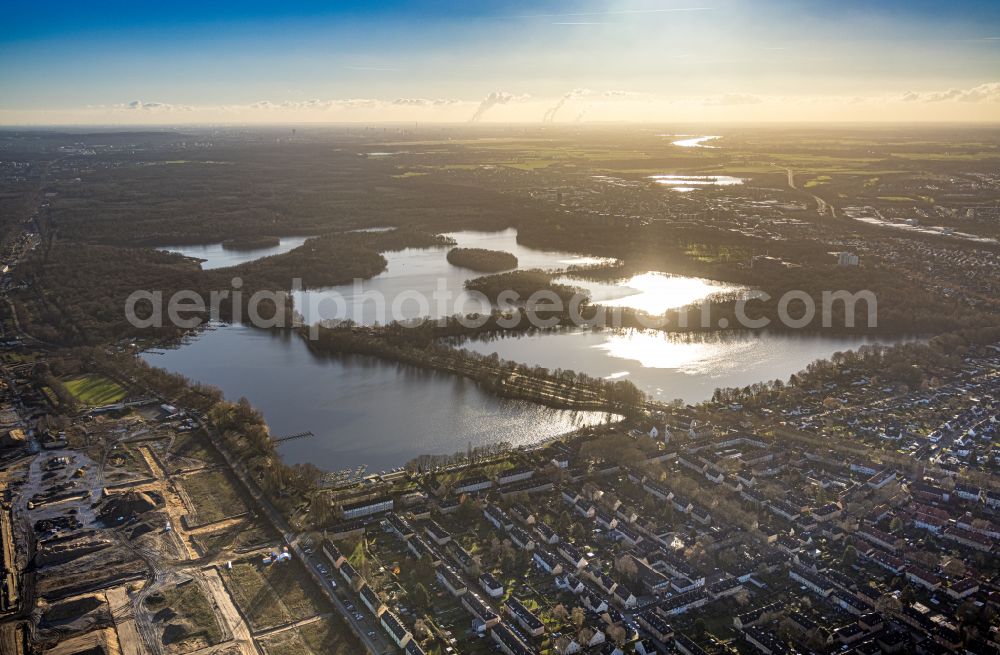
[{"xmin": 2, "ymin": 1, "xmax": 999, "ymax": 123}]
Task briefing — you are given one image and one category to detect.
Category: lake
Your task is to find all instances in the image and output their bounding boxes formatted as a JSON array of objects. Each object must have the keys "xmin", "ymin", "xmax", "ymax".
[
  {"xmin": 292, "ymin": 228, "xmax": 616, "ymax": 325},
  {"xmin": 145, "ymin": 229, "xmax": 897, "ymax": 470},
  {"xmin": 649, "ymin": 174, "xmax": 745, "ymax": 192},
  {"xmin": 142, "ymin": 324, "xmax": 613, "ymax": 473},
  {"xmin": 161, "ymin": 236, "xmax": 310, "ymax": 270},
  {"xmin": 671, "ymin": 135, "xmax": 720, "ymax": 148},
  {"xmin": 555, "ymin": 272, "xmax": 744, "ymax": 315},
  {"xmin": 456, "ymin": 328, "xmax": 905, "ymax": 404}
]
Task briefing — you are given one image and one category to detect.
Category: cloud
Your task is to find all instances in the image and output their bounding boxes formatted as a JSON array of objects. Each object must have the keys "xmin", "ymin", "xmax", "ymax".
[
  {"xmin": 122, "ymin": 100, "xmax": 191, "ymax": 111},
  {"xmin": 246, "ymin": 98, "xmax": 402, "ymax": 111},
  {"xmin": 334, "ymin": 98, "xmax": 382, "ymax": 110},
  {"xmin": 470, "ymin": 91, "xmax": 529, "ymax": 122},
  {"xmin": 900, "ymin": 82, "xmax": 1000, "ymax": 103},
  {"xmin": 702, "ymin": 93, "xmax": 763, "ymax": 106},
  {"xmin": 956, "ymin": 82, "xmax": 1000, "ymax": 102},
  {"xmin": 392, "ymin": 97, "xmax": 461, "ymax": 107},
  {"xmin": 111, "ymin": 97, "xmax": 469, "ymax": 117},
  {"xmin": 61, "ymin": 83, "xmax": 1000, "ymax": 125}
]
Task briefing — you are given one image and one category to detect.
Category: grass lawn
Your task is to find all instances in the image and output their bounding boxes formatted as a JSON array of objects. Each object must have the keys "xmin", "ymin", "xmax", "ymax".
[
  {"xmin": 300, "ymin": 618, "xmax": 361, "ymax": 654},
  {"xmin": 166, "ymin": 430, "xmax": 220, "ymax": 468},
  {"xmin": 224, "ymin": 558, "xmax": 325, "ymax": 631},
  {"xmin": 260, "ymin": 629, "xmax": 313, "ymax": 655},
  {"xmin": 179, "ymin": 469, "xmax": 247, "ymax": 526},
  {"xmin": 193, "ymin": 519, "xmax": 278, "ymax": 556},
  {"xmin": 225, "ymin": 561, "xmax": 290, "ymax": 630},
  {"xmin": 62, "ymin": 374, "xmax": 126, "ymax": 406},
  {"xmin": 701, "ymin": 611, "xmax": 739, "ymax": 641},
  {"xmin": 260, "ymin": 618, "xmax": 364, "ymax": 655}
]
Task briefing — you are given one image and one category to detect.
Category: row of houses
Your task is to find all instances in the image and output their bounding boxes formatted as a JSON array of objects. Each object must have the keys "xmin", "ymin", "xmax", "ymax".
[{"xmin": 321, "ymin": 537, "xmax": 426, "ymax": 654}]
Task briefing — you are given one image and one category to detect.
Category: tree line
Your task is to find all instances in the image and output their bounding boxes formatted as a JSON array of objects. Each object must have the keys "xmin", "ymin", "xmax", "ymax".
[{"xmin": 303, "ymin": 323, "xmax": 645, "ymax": 417}]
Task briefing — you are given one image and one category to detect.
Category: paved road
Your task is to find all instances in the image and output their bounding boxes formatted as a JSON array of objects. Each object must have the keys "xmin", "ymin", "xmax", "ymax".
[
  {"xmin": 109, "ymin": 366, "xmax": 390, "ymax": 654},
  {"xmin": 196, "ymin": 420, "xmax": 389, "ymax": 655},
  {"xmin": 299, "ymin": 540, "xmax": 392, "ymax": 654}
]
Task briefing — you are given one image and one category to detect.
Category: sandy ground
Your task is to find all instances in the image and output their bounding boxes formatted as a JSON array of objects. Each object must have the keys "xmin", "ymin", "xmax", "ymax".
[
  {"xmin": 42, "ymin": 627, "xmax": 121, "ymax": 655},
  {"xmin": 11, "ymin": 404, "xmax": 299, "ymax": 655},
  {"xmin": 106, "ymin": 587, "xmax": 145, "ymax": 655},
  {"xmin": 198, "ymin": 569, "xmax": 258, "ymax": 655}
]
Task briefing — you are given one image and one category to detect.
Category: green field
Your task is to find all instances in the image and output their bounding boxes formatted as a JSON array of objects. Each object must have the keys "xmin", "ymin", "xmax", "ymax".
[
  {"xmin": 62, "ymin": 374, "xmax": 127, "ymax": 406},
  {"xmin": 804, "ymin": 175, "xmax": 832, "ymax": 188}
]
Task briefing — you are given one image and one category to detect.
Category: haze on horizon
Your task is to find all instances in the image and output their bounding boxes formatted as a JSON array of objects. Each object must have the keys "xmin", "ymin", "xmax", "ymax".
[{"xmin": 2, "ymin": 0, "xmax": 1000, "ymax": 125}]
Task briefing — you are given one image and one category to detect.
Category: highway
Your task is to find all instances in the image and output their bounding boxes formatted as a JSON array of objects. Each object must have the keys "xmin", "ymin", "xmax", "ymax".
[{"xmin": 784, "ymin": 167, "xmax": 836, "ymax": 217}]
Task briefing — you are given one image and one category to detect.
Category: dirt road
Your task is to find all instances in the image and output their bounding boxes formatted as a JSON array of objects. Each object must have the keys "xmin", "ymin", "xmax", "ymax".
[{"xmin": 200, "ymin": 568, "xmax": 259, "ymax": 655}]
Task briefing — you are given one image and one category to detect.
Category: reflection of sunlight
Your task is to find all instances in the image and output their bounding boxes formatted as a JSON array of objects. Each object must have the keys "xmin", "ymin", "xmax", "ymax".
[
  {"xmin": 600, "ymin": 273, "xmax": 732, "ymax": 315},
  {"xmin": 558, "ymin": 256, "xmax": 616, "ymax": 266},
  {"xmin": 595, "ymin": 329, "xmax": 756, "ymax": 372},
  {"xmin": 649, "ymin": 174, "xmax": 744, "ymax": 186}
]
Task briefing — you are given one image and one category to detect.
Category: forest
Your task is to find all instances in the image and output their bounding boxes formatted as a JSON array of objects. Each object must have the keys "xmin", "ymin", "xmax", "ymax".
[
  {"xmin": 39, "ymin": 140, "xmax": 545, "ymax": 246},
  {"xmin": 446, "ymin": 247, "xmax": 518, "ymax": 272},
  {"xmin": 221, "ymin": 235, "xmax": 280, "ymax": 250},
  {"xmin": 464, "ymin": 270, "xmax": 584, "ymax": 306},
  {"xmin": 9, "ymin": 228, "xmax": 452, "ymax": 345}
]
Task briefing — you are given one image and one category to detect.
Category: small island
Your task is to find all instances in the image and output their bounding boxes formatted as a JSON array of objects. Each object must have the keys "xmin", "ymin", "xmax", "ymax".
[
  {"xmin": 465, "ymin": 269, "xmax": 582, "ymax": 304},
  {"xmin": 221, "ymin": 235, "xmax": 281, "ymax": 251},
  {"xmin": 446, "ymin": 247, "xmax": 518, "ymax": 272}
]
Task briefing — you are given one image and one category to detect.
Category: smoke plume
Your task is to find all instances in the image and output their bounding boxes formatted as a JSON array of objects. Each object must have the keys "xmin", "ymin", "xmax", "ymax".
[
  {"xmin": 470, "ymin": 91, "xmax": 526, "ymax": 122},
  {"xmin": 543, "ymin": 89, "xmax": 635, "ymax": 122}
]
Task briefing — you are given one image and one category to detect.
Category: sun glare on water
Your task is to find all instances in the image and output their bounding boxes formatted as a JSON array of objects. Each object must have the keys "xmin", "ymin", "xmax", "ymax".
[
  {"xmin": 597, "ymin": 272, "xmax": 734, "ymax": 315},
  {"xmin": 593, "ymin": 330, "xmax": 759, "ymax": 373}
]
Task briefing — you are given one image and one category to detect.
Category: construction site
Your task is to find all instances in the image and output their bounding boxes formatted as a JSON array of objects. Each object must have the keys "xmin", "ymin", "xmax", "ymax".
[{"xmin": 0, "ymin": 366, "xmax": 347, "ymax": 655}]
